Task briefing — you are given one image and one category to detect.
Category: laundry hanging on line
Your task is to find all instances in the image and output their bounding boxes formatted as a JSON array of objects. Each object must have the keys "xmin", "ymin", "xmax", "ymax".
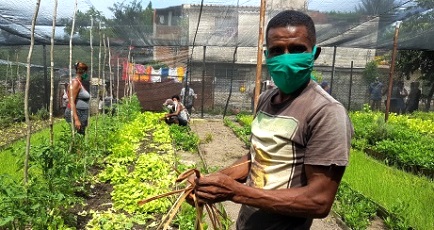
[{"xmin": 122, "ymin": 62, "xmax": 185, "ymax": 83}]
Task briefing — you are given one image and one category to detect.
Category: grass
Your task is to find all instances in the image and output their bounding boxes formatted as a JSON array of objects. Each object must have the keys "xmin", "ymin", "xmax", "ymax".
[
  {"xmin": 0, "ymin": 120, "xmax": 69, "ymax": 181},
  {"xmin": 344, "ymin": 149, "xmax": 434, "ymax": 230}
]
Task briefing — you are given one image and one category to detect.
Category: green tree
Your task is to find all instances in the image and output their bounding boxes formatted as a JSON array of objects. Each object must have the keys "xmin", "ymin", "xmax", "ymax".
[
  {"xmin": 106, "ymin": 0, "xmax": 154, "ymax": 45},
  {"xmin": 362, "ymin": 60, "xmax": 380, "ymax": 83},
  {"xmin": 417, "ymin": 0, "xmax": 434, "ymax": 8},
  {"xmin": 395, "ymin": 0, "xmax": 434, "ymax": 111},
  {"xmin": 397, "ymin": 50, "xmax": 434, "ymax": 111},
  {"xmin": 355, "ymin": 0, "xmax": 397, "ymax": 16},
  {"xmin": 61, "ymin": 7, "xmax": 108, "ymax": 43}
]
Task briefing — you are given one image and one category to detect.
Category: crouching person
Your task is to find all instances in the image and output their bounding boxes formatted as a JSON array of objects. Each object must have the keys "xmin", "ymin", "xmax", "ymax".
[{"xmin": 163, "ymin": 95, "xmax": 189, "ymax": 126}]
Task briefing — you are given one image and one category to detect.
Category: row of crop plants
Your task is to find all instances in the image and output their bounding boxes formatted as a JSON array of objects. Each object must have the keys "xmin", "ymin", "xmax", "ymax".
[
  {"xmin": 87, "ymin": 111, "xmax": 205, "ymax": 229},
  {"xmin": 0, "ymin": 96, "xmax": 206, "ymax": 229},
  {"xmin": 348, "ymin": 109, "xmax": 434, "ymax": 230},
  {"xmin": 225, "ymin": 111, "xmax": 434, "ymax": 230},
  {"xmin": 0, "ymin": 96, "xmax": 144, "ymax": 228},
  {"xmin": 351, "ymin": 109, "xmax": 434, "ymax": 176}
]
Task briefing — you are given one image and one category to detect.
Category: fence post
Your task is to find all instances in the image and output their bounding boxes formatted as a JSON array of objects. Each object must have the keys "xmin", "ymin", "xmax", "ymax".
[
  {"xmin": 201, "ymin": 46, "xmax": 206, "ymax": 118},
  {"xmin": 330, "ymin": 46, "xmax": 337, "ymax": 95},
  {"xmin": 348, "ymin": 61, "xmax": 354, "ymax": 110}
]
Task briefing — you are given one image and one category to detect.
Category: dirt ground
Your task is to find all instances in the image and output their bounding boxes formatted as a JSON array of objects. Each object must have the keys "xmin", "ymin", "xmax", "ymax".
[{"xmin": 182, "ymin": 117, "xmax": 353, "ymax": 230}]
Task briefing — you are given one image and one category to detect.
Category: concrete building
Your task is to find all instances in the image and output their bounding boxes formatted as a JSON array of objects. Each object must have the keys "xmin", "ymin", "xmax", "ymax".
[{"xmin": 149, "ymin": 2, "xmax": 379, "ymax": 112}]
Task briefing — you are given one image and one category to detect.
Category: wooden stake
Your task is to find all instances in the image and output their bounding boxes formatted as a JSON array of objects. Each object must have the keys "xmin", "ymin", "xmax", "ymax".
[
  {"xmin": 24, "ymin": 0, "xmax": 41, "ymax": 184},
  {"xmin": 49, "ymin": 0, "xmax": 58, "ymax": 146},
  {"xmin": 254, "ymin": 0, "xmax": 267, "ymax": 114}
]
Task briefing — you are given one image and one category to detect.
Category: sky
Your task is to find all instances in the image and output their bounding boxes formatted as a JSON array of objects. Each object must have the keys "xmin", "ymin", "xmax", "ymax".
[{"xmin": 89, "ymin": 0, "xmax": 362, "ymax": 18}]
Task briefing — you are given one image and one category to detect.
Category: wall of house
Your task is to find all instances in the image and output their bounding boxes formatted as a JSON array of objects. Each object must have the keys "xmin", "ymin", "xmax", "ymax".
[
  {"xmin": 266, "ymin": 0, "xmax": 307, "ymax": 11},
  {"xmin": 317, "ymin": 47, "xmax": 376, "ymax": 68},
  {"xmin": 145, "ymin": 3, "xmax": 414, "ymax": 113}
]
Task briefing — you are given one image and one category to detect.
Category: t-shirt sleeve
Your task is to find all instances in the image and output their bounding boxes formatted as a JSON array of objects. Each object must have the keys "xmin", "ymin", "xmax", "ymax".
[{"xmin": 304, "ymin": 103, "xmax": 353, "ymax": 166}]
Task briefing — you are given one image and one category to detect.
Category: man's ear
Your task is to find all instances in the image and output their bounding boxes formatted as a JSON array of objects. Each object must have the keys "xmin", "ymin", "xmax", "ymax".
[{"xmin": 314, "ymin": 46, "xmax": 321, "ymax": 60}]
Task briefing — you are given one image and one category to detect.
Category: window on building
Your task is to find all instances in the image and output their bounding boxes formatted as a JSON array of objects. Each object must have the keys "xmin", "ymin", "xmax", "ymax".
[
  {"xmin": 214, "ymin": 67, "xmax": 240, "ymax": 92},
  {"xmin": 215, "ymin": 17, "xmax": 237, "ymax": 38}
]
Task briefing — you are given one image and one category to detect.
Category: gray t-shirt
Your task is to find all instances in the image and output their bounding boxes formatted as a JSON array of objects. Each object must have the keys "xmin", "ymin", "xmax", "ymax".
[
  {"xmin": 180, "ymin": 87, "xmax": 195, "ymax": 107},
  {"xmin": 236, "ymin": 81, "xmax": 353, "ymax": 229}
]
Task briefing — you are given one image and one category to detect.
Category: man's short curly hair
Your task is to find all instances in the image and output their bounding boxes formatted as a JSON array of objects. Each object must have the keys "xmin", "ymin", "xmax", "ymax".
[
  {"xmin": 266, "ymin": 10, "xmax": 316, "ymax": 45},
  {"xmin": 172, "ymin": 95, "xmax": 180, "ymax": 101}
]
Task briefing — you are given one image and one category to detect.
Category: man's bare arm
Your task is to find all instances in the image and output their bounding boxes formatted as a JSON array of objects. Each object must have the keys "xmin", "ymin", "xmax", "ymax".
[
  {"xmin": 195, "ymin": 164, "xmax": 345, "ymax": 218},
  {"xmin": 218, "ymin": 154, "xmax": 250, "ymax": 183}
]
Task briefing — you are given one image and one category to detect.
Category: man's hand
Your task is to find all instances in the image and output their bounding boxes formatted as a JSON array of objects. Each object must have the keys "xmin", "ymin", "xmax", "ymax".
[
  {"xmin": 74, "ymin": 119, "xmax": 81, "ymax": 130},
  {"xmin": 194, "ymin": 172, "xmax": 237, "ymax": 204}
]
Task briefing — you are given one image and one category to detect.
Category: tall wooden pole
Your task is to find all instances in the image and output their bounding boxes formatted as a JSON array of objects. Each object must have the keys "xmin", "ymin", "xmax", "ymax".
[
  {"xmin": 49, "ymin": 0, "xmax": 58, "ymax": 146},
  {"xmin": 330, "ymin": 46, "xmax": 337, "ymax": 95},
  {"xmin": 24, "ymin": 0, "xmax": 41, "ymax": 184},
  {"xmin": 253, "ymin": 0, "xmax": 266, "ymax": 114},
  {"xmin": 201, "ymin": 46, "xmax": 206, "ymax": 118},
  {"xmin": 43, "ymin": 44, "xmax": 48, "ymax": 109},
  {"xmin": 348, "ymin": 61, "xmax": 354, "ymax": 110},
  {"xmin": 385, "ymin": 21, "xmax": 402, "ymax": 122}
]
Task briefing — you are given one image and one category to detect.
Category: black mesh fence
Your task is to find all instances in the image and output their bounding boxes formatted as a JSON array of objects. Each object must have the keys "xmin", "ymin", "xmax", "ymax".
[{"xmin": 1, "ymin": 0, "xmax": 434, "ymax": 116}]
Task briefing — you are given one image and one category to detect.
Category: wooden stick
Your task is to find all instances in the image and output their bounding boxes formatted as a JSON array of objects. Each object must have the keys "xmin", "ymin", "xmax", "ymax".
[
  {"xmin": 193, "ymin": 194, "xmax": 204, "ymax": 230},
  {"xmin": 158, "ymin": 187, "xmax": 194, "ymax": 230},
  {"xmin": 137, "ymin": 188, "xmax": 186, "ymax": 206}
]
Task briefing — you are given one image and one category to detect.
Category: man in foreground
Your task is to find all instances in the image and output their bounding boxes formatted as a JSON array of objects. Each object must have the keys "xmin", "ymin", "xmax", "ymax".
[{"xmin": 193, "ymin": 10, "xmax": 354, "ymax": 229}]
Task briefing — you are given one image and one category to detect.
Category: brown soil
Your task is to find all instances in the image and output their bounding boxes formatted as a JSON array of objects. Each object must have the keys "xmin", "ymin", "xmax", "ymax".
[
  {"xmin": 185, "ymin": 117, "xmax": 386, "ymax": 230},
  {"xmin": 0, "ymin": 118, "xmax": 62, "ymax": 149},
  {"xmin": 74, "ymin": 182, "xmax": 114, "ymax": 229}
]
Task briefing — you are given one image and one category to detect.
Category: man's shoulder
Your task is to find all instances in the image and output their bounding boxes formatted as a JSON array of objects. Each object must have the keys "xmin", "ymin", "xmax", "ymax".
[{"xmin": 302, "ymin": 84, "xmax": 346, "ymax": 111}]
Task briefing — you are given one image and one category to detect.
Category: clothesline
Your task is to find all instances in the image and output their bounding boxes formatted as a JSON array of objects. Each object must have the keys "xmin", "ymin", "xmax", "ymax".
[{"xmin": 122, "ymin": 62, "xmax": 186, "ymax": 83}]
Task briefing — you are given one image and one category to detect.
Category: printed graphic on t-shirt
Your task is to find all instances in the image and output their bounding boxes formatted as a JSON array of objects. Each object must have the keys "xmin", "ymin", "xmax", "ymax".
[{"xmin": 250, "ymin": 111, "xmax": 299, "ymax": 190}]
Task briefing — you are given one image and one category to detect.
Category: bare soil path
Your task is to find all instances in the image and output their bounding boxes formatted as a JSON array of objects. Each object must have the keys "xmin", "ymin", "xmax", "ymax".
[{"xmin": 181, "ymin": 117, "xmax": 350, "ymax": 230}]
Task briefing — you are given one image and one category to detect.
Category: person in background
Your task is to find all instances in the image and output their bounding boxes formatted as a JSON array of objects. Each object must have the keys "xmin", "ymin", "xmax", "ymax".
[
  {"xmin": 369, "ymin": 77, "xmax": 384, "ymax": 111},
  {"xmin": 405, "ymin": 81, "xmax": 421, "ymax": 113},
  {"xmin": 320, "ymin": 81, "xmax": 331, "ymax": 94},
  {"xmin": 391, "ymin": 81, "xmax": 408, "ymax": 114},
  {"xmin": 98, "ymin": 96, "xmax": 104, "ymax": 114},
  {"xmin": 61, "ymin": 83, "xmax": 69, "ymax": 112},
  {"xmin": 164, "ymin": 95, "xmax": 189, "ymax": 126},
  {"xmin": 180, "ymin": 83, "xmax": 197, "ymax": 114},
  {"xmin": 64, "ymin": 62, "xmax": 90, "ymax": 135},
  {"xmin": 163, "ymin": 98, "xmax": 174, "ymax": 113},
  {"xmin": 191, "ymin": 10, "xmax": 353, "ymax": 229},
  {"xmin": 162, "ymin": 98, "xmax": 177, "ymax": 124}
]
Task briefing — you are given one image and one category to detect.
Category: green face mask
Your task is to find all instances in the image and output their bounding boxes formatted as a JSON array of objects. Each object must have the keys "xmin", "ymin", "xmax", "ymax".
[
  {"xmin": 81, "ymin": 73, "xmax": 89, "ymax": 80},
  {"xmin": 266, "ymin": 46, "xmax": 317, "ymax": 94}
]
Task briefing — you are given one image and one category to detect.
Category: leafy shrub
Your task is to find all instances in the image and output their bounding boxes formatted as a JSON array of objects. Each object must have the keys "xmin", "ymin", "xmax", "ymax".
[
  {"xmin": 334, "ymin": 182, "xmax": 377, "ymax": 230},
  {"xmin": 169, "ymin": 125, "xmax": 199, "ymax": 152},
  {"xmin": 31, "ymin": 108, "xmax": 50, "ymax": 120},
  {"xmin": 223, "ymin": 117, "xmax": 251, "ymax": 148},
  {"xmin": 350, "ymin": 110, "xmax": 434, "ymax": 171},
  {"xmin": 235, "ymin": 113, "xmax": 253, "ymax": 127},
  {"xmin": 115, "ymin": 94, "xmax": 142, "ymax": 123},
  {"xmin": 383, "ymin": 200, "xmax": 412, "ymax": 230},
  {"xmin": 362, "ymin": 60, "xmax": 380, "ymax": 83},
  {"xmin": 0, "ymin": 93, "xmax": 25, "ymax": 128}
]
